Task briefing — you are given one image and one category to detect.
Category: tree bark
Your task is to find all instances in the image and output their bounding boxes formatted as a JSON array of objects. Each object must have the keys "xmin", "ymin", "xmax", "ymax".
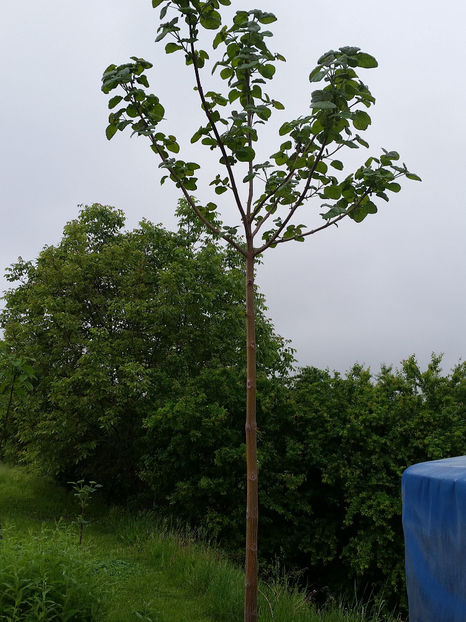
[
  {"xmin": 244, "ymin": 248, "xmax": 258, "ymax": 622},
  {"xmin": 0, "ymin": 371, "xmax": 17, "ymax": 458}
]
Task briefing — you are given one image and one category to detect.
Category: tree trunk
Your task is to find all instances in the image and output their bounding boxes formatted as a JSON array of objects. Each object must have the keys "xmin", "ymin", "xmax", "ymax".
[
  {"xmin": 244, "ymin": 249, "xmax": 258, "ymax": 622},
  {"xmin": 0, "ymin": 371, "xmax": 17, "ymax": 459}
]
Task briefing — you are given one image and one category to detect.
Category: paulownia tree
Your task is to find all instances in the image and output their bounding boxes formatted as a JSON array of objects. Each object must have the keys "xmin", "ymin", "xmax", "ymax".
[{"xmin": 101, "ymin": 2, "xmax": 419, "ymax": 619}]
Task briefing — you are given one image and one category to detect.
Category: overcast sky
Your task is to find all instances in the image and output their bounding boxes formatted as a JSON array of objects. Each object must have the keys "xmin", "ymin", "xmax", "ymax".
[{"xmin": 1, "ymin": 0, "xmax": 465, "ymax": 373}]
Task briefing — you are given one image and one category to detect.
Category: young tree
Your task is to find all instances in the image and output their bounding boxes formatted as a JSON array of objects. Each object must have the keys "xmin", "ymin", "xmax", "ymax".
[{"xmin": 101, "ymin": 2, "xmax": 419, "ymax": 619}]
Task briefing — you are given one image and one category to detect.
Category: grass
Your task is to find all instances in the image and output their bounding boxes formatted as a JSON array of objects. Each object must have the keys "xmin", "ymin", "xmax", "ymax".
[{"xmin": 0, "ymin": 463, "xmax": 402, "ymax": 621}]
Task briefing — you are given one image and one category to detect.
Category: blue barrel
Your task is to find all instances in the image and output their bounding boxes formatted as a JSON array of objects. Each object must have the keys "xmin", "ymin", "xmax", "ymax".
[{"xmin": 402, "ymin": 456, "xmax": 466, "ymax": 621}]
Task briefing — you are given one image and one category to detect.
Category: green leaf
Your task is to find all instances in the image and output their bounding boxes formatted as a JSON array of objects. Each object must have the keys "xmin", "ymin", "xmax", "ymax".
[
  {"xmin": 213, "ymin": 28, "xmax": 227, "ymax": 49},
  {"xmin": 136, "ymin": 75, "xmax": 149, "ymax": 88},
  {"xmin": 376, "ymin": 191, "xmax": 389, "ymax": 202},
  {"xmin": 311, "ymin": 100, "xmax": 336, "ymax": 110},
  {"xmin": 215, "ymin": 186, "xmax": 228, "ymax": 195},
  {"xmin": 228, "ymin": 89, "xmax": 241, "ymax": 104},
  {"xmin": 258, "ymin": 12, "xmax": 277, "ymax": 24},
  {"xmin": 236, "ymin": 146, "xmax": 256, "ymax": 162},
  {"xmin": 108, "ymin": 95, "xmax": 123, "ymax": 109},
  {"xmin": 166, "ymin": 142, "xmax": 180, "ymax": 153},
  {"xmin": 355, "ymin": 135, "xmax": 369, "ymax": 148},
  {"xmin": 331, "ymin": 160, "xmax": 344, "ymax": 171},
  {"xmin": 309, "ymin": 67, "xmax": 326, "ymax": 82},
  {"xmin": 386, "ymin": 182, "xmax": 401, "ymax": 192},
  {"xmin": 220, "ymin": 67, "xmax": 233, "ymax": 80},
  {"xmin": 258, "ymin": 64, "xmax": 276, "ymax": 79},
  {"xmin": 384, "ymin": 150, "xmax": 400, "ymax": 160},
  {"xmin": 353, "ymin": 110, "xmax": 371, "ymax": 131},
  {"xmin": 315, "ymin": 161, "xmax": 328, "ymax": 174},
  {"xmin": 323, "ymin": 185, "xmax": 342, "ymax": 200},
  {"xmin": 183, "ymin": 178, "xmax": 197, "ymax": 191},
  {"xmin": 165, "ymin": 42, "xmax": 182, "ymax": 54},
  {"xmin": 356, "ymin": 52, "xmax": 378, "ymax": 68},
  {"xmin": 191, "ymin": 130, "xmax": 202, "ymax": 144},
  {"xmin": 406, "ymin": 172, "xmax": 422, "ymax": 181},
  {"xmin": 106, "ymin": 124, "xmax": 117, "ymax": 140},
  {"xmin": 279, "ymin": 122, "xmax": 292, "ymax": 136},
  {"xmin": 272, "ymin": 100, "xmax": 285, "ymax": 110},
  {"xmin": 200, "ymin": 11, "xmax": 221, "ymax": 30},
  {"xmin": 272, "ymin": 152, "xmax": 288, "ymax": 166},
  {"xmin": 152, "ymin": 0, "xmax": 164, "ymax": 6}
]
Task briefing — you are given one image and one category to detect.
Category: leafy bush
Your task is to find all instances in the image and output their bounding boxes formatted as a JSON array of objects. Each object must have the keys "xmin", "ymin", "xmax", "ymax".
[
  {"xmin": 287, "ymin": 355, "xmax": 466, "ymax": 600},
  {"xmin": 0, "ymin": 202, "xmax": 291, "ymax": 497},
  {"xmin": 0, "ymin": 527, "xmax": 106, "ymax": 621},
  {"xmin": 142, "ymin": 355, "xmax": 465, "ymax": 608}
]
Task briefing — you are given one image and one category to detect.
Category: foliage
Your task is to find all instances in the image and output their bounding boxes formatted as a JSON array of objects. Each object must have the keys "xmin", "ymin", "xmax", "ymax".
[
  {"xmin": 135, "ymin": 355, "xmax": 466, "ymax": 607},
  {"xmin": 102, "ymin": 5, "xmax": 420, "ymax": 247},
  {"xmin": 0, "ymin": 527, "xmax": 106, "ymax": 621},
  {"xmin": 0, "ymin": 202, "xmax": 292, "ymax": 494}
]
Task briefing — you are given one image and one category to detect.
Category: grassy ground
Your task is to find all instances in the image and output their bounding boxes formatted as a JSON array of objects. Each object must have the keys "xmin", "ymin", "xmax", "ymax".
[{"xmin": 0, "ymin": 464, "xmax": 401, "ymax": 621}]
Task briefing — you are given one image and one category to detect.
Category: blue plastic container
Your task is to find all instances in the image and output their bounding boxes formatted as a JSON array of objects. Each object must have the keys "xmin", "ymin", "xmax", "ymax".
[{"xmin": 402, "ymin": 456, "xmax": 466, "ymax": 621}]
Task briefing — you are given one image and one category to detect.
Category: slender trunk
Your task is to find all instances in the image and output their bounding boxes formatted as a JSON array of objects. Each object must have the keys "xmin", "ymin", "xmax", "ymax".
[
  {"xmin": 244, "ymin": 248, "xmax": 258, "ymax": 622},
  {"xmin": 0, "ymin": 372, "xmax": 17, "ymax": 458}
]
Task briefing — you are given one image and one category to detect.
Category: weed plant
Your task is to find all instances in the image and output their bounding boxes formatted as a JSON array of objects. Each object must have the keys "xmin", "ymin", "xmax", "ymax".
[{"xmin": 0, "ymin": 525, "xmax": 107, "ymax": 621}]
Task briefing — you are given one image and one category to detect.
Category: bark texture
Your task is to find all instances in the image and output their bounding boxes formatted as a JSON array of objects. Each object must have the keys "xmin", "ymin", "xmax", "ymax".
[{"xmin": 244, "ymin": 250, "xmax": 258, "ymax": 622}]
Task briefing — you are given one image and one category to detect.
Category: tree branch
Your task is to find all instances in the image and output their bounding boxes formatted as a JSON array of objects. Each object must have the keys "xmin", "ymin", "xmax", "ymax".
[
  {"xmin": 189, "ymin": 27, "xmax": 247, "ymax": 226},
  {"xmin": 255, "ymin": 139, "xmax": 327, "ymax": 253},
  {"xmin": 124, "ymin": 80, "xmax": 246, "ymax": 256},
  {"xmin": 251, "ymin": 135, "xmax": 317, "ymax": 227},
  {"xmin": 255, "ymin": 189, "xmax": 371, "ymax": 254},
  {"xmin": 152, "ymin": 140, "xmax": 246, "ymax": 256}
]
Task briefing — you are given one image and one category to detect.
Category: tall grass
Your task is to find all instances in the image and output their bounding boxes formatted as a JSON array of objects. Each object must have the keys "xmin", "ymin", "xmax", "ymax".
[
  {"xmin": 0, "ymin": 464, "xmax": 403, "ymax": 621},
  {"xmin": 0, "ymin": 525, "xmax": 107, "ymax": 621},
  {"xmin": 108, "ymin": 509, "xmax": 403, "ymax": 622}
]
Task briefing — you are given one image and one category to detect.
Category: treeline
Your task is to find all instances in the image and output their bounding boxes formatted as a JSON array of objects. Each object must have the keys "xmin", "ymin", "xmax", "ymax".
[{"xmin": 1, "ymin": 204, "xmax": 465, "ymax": 605}]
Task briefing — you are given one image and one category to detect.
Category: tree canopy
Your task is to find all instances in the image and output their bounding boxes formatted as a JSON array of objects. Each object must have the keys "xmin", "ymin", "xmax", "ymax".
[{"xmin": 0, "ymin": 202, "xmax": 292, "ymax": 495}]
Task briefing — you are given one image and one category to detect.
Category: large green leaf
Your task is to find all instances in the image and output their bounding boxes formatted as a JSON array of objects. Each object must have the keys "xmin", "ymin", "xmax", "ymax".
[
  {"xmin": 108, "ymin": 96, "xmax": 123, "ymax": 109},
  {"xmin": 105, "ymin": 124, "xmax": 117, "ymax": 140},
  {"xmin": 258, "ymin": 64, "xmax": 276, "ymax": 79},
  {"xmin": 200, "ymin": 11, "xmax": 221, "ymax": 30},
  {"xmin": 165, "ymin": 43, "xmax": 182, "ymax": 54},
  {"xmin": 258, "ymin": 12, "xmax": 277, "ymax": 24},
  {"xmin": 236, "ymin": 146, "xmax": 256, "ymax": 162},
  {"xmin": 356, "ymin": 53, "xmax": 378, "ymax": 68},
  {"xmin": 353, "ymin": 110, "xmax": 371, "ymax": 131},
  {"xmin": 323, "ymin": 185, "xmax": 342, "ymax": 200}
]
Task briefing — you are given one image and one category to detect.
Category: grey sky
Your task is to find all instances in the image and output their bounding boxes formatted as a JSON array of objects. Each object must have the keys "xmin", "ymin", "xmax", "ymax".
[{"xmin": 1, "ymin": 0, "xmax": 465, "ymax": 373}]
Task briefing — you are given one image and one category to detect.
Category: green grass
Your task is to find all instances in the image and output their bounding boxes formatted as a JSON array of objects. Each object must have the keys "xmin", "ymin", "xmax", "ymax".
[{"xmin": 0, "ymin": 463, "xmax": 402, "ymax": 621}]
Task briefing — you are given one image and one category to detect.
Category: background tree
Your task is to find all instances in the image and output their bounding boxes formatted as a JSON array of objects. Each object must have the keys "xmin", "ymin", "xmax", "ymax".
[
  {"xmin": 1, "ymin": 202, "xmax": 290, "ymax": 495},
  {"xmin": 101, "ymin": 2, "xmax": 419, "ymax": 619}
]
